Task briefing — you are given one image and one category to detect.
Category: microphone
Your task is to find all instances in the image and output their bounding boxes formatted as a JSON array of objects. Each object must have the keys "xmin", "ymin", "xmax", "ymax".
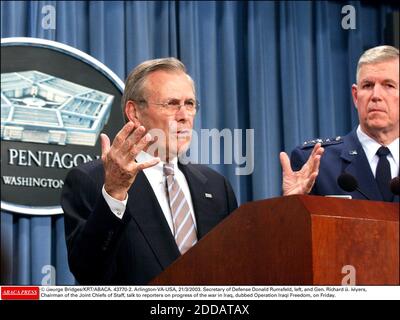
[
  {"xmin": 337, "ymin": 173, "xmax": 370, "ymax": 200},
  {"xmin": 390, "ymin": 176, "xmax": 400, "ymax": 196}
]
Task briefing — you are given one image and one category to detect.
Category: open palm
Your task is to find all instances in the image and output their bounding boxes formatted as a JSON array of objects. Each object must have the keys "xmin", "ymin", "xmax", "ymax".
[{"xmin": 280, "ymin": 143, "xmax": 324, "ymax": 196}]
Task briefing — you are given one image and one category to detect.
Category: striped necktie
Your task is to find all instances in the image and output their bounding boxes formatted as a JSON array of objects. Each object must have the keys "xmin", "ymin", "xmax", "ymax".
[{"xmin": 163, "ymin": 163, "xmax": 198, "ymax": 254}]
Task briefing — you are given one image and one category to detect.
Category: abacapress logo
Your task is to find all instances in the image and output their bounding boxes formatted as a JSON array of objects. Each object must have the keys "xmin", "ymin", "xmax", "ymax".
[{"xmin": 1, "ymin": 286, "xmax": 40, "ymax": 300}]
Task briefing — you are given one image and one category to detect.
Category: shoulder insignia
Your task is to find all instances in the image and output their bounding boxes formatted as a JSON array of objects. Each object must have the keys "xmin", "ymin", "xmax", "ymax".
[{"xmin": 301, "ymin": 136, "xmax": 343, "ymax": 149}]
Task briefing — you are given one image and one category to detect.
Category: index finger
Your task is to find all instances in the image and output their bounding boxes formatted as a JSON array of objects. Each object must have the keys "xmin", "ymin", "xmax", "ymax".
[
  {"xmin": 310, "ymin": 143, "xmax": 322, "ymax": 158},
  {"xmin": 112, "ymin": 121, "xmax": 137, "ymax": 149},
  {"xmin": 310, "ymin": 144, "xmax": 324, "ymax": 172},
  {"xmin": 306, "ymin": 143, "xmax": 324, "ymax": 166}
]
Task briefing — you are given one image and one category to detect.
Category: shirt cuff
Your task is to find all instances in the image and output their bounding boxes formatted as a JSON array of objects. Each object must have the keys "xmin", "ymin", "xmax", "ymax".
[{"xmin": 102, "ymin": 185, "xmax": 128, "ymax": 220}]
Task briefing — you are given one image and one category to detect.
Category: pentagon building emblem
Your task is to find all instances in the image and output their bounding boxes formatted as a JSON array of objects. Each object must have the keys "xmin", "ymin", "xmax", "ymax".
[
  {"xmin": 1, "ymin": 37, "xmax": 124, "ymax": 215},
  {"xmin": 1, "ymin": 70, "xmax": 114, "ymax": 146}
]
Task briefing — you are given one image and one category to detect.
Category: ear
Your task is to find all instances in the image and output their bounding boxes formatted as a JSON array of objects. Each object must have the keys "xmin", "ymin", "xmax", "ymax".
[
  {"xmin": 125, "ymin": 100, "xmax": 139, "ymax": 122},
  {"xmin": 351, "ymin": 84, "xmax": 358, "ymax": 109}
]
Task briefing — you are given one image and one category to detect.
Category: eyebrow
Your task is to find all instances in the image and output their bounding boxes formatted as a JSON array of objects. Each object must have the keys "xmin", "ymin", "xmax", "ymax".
[
  {"xmin": 165, "ymin": 97, "xmax": 196, "ymax": 101},
  {"xmin": 361, "ymin": 78, "xmax": 398, "ymax": 85}
]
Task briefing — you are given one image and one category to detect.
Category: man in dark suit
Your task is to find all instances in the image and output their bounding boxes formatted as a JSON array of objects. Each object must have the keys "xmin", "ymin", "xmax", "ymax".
[
  {"xmin": 286, "ymin": 45, "xmax": 399, "ymax": 202},
  {"xmin": 62, "ymin": 57, "xmax": 323, "ymax": 285},
  {"xmin": 61, "ymin": 58, "xmax": 239, "ymax": 285}
]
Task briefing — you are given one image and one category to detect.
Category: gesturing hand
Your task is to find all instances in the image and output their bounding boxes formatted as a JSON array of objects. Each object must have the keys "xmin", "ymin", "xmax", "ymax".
[
  {"xmin": 101, "ymin": 121, "xmax": 160, "ymax": 201},
  {"xmin": 280, "ymin": 143, "xmax": 324, "ymax": 196}
]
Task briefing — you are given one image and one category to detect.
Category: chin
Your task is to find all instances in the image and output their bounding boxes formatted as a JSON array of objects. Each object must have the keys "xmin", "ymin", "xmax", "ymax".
[
  {"xmin": 367, "ymin": 119, "xmax": 389, "ymax": 127},
  {"xmin": 367, "ymin": 114, "xmax": 390, "ymax": 125},
  {"xmin": 177, "ymin": 142, "xmax": 191, "ymax": 155}
]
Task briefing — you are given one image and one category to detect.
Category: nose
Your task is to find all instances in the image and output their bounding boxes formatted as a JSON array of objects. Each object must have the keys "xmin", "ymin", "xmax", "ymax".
[
  {"xmin": 371, "ymin": 84, "xmax": 383, "ymax": 102},
  {"xmin": 175, "ymin": 105, "xmax": 191, "ymax": 121}
]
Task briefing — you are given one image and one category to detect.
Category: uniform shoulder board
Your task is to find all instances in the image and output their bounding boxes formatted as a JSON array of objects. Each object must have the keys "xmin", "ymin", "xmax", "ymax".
[{"xmin": 301, "ymin": 136, "xmax": 343, "ymax": 149}]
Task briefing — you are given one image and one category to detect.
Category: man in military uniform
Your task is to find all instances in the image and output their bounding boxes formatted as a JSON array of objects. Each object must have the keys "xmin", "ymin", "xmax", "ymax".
[{"xmin": 283, "ymin": 45, "xmax": 399, "ymax": 202}]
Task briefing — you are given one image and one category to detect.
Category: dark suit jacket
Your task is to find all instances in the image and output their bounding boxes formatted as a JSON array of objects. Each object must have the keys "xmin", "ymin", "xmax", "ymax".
[
  {"xmin": 290, "ymin": 129, "xmax": 399, "ymax": 202},
  {"xmin": 61, "ymin": 159, "xmax": 238, "ymax": 285}
]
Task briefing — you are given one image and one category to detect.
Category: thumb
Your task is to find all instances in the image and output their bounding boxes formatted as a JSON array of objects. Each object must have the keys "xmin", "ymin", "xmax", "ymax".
[
  {"xmin": 279, "ymin": 152, "xmax": 293, "ymax": 175},
  {"xmin": 100, "ymin": 133, "xmax": 111, "ymax": 158}
]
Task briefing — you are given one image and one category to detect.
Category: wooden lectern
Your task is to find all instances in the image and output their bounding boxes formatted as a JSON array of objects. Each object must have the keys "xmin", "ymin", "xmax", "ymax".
[{"xmin": 151, "ymin": 195, "xmax": 399, "ymax": 285}]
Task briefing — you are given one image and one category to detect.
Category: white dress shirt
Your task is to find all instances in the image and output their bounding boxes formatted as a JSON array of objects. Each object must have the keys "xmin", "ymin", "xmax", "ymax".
[
  {"xmin": 102, "ymin": 151, "xmax": 197, "ymax": 234},
  {"xmin": 356, "ymin": 125, "xmax": 399, "ymax": 178}
]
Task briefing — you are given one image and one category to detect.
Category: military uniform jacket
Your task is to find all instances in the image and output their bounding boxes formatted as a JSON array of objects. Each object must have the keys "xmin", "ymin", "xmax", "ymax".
[{"xmin": 290, "ymin": 128, "xmax": 399, "ymax": 202}]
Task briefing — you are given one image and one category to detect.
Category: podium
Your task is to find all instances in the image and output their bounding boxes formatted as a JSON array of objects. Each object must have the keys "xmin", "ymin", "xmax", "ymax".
[{"xmin": 151, "ymin": 195, "xmax": 399, "ymax": 285}]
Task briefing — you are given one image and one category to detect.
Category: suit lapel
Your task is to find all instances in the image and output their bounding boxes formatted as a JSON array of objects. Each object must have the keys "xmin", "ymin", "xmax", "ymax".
[
  {"xmin": 340, "ymin": 130, "xmax": 383, "ymax": 201},
  {"xmin": 127, "ymin": 171, "xmax": 180, "ymax": 269}
]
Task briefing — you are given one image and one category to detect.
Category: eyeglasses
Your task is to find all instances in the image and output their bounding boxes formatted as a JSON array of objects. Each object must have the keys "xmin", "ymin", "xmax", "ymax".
[{"xmin": 139, "ymin": 99, "xmax": 200, "ymax": 115}]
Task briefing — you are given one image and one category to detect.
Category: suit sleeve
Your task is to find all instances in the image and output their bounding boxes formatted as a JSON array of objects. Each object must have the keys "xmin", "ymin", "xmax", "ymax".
[
  {"xmin": 223, "ymin": 176, "xmax": 238, "ymax": 214},
  {"xmin": 61, "ymin": 167, "xmax": 131, "ymax": 285}
]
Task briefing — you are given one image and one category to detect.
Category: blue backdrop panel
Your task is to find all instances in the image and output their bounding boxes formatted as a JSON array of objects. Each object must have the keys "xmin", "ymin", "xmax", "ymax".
[{"xmin": 0, "ymin": 0, "xmax": 397, "ymax": 284}]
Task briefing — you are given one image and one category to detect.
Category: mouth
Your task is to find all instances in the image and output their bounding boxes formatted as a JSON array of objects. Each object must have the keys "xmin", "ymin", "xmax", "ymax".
[
  {"xmin": 368, "ymin": 108, "xmax": 386, "ymax": 114},
  {"xmin": 176, "ymin": 129, "xmax": 192, "ymax": 134},
  {"xmin": 176, "ymin": 129, "xmax": 191, "ymax": 137}
]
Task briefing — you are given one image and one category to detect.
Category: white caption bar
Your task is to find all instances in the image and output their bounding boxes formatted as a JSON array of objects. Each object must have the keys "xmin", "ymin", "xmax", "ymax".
[{"xmin": 36, "ymin": 286, "xmax": 400, "ymax": 300}]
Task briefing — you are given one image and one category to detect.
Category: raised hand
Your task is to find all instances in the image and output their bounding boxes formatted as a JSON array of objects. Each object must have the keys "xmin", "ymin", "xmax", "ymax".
[
  {"xmin": 280, "ymin": 143, "xmax": 324, "ymax": 196},
  {"xmin": 101, "ymin": 121, "xmax": 160, "ymax": 200}
]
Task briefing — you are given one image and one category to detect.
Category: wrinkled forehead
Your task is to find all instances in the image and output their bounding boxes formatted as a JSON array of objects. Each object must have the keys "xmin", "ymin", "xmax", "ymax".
[
  {"xmin": 358, "ymin": 59, "xmax": 399, "ymax": 82},
  {"xmin": 144, "ymin": 70, "xmax": 196, "ymax": 98}
]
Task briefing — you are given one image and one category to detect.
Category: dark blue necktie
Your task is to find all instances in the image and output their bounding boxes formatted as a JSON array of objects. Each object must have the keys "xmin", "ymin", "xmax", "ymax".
[{"xmin": 376, "ymin": 146, "xmax": 393, "ymax": 202}]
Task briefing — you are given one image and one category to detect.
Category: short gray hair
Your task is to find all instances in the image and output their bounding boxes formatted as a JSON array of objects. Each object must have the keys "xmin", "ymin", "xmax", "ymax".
[
  {"xmin": 121, "ymin": 57, "xmax": 195, "ymax": 122},
  {"xmin": 356, "ymin": 45, "xmax": 399, "ymax": 83}
]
